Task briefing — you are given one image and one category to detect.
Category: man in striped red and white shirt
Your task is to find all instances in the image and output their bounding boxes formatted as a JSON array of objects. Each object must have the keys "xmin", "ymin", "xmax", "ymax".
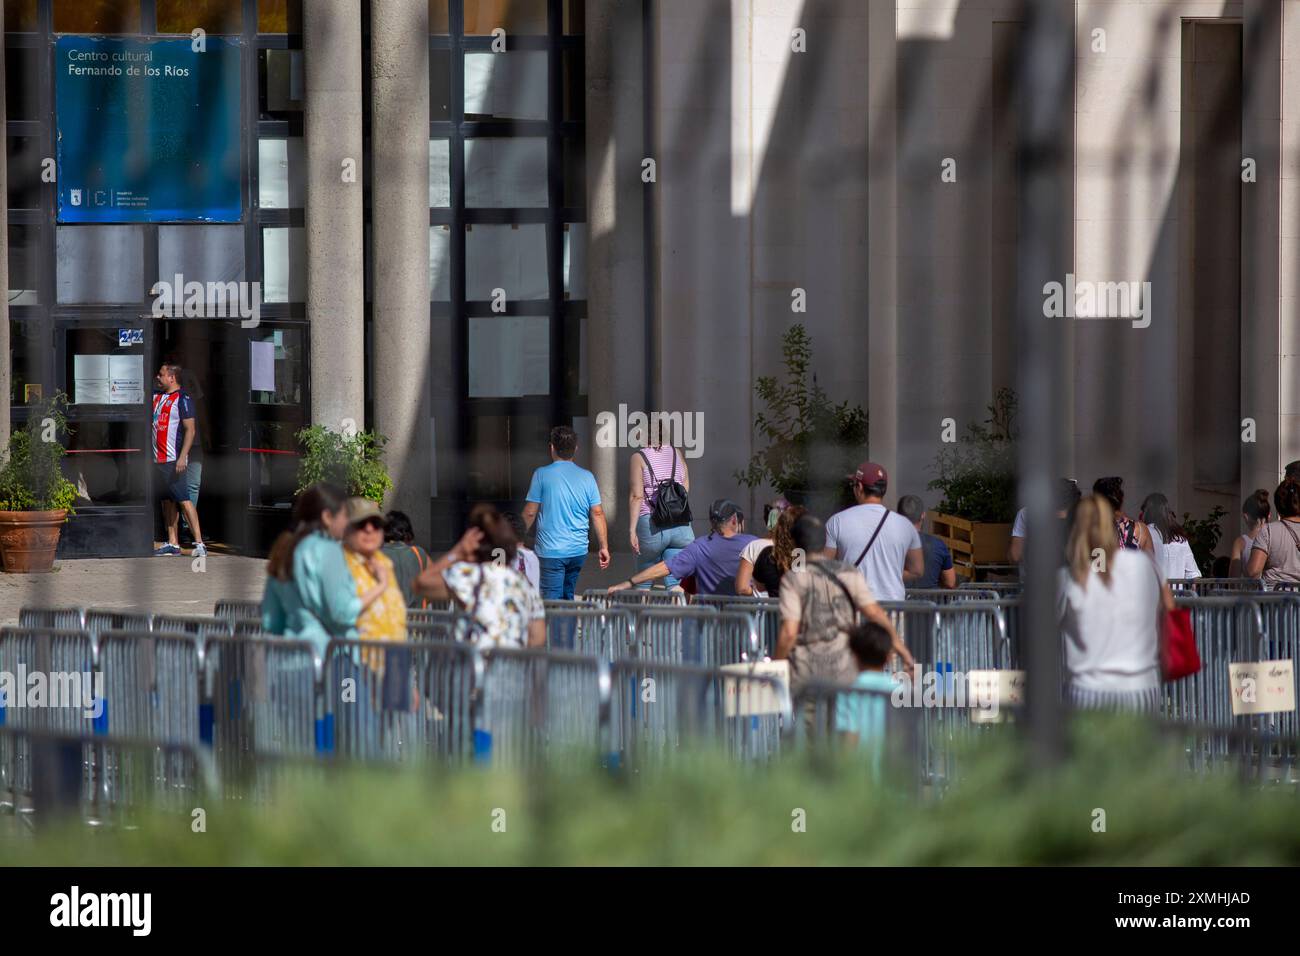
[{"xmin": 151, "ymin": 363, "xmax": 206, "ymax": 557}]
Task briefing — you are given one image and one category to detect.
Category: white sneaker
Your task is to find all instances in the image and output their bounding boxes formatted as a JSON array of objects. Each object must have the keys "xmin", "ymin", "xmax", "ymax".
[{"xmin": 192, "ymin": 542, "xmax": 207, "ymax": 558}]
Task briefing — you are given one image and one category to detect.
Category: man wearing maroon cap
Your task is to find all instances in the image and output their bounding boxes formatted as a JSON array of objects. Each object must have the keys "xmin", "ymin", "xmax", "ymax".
[{"xmin": 824, "ymin": 461, "xmax": 923, "ymax": 602}]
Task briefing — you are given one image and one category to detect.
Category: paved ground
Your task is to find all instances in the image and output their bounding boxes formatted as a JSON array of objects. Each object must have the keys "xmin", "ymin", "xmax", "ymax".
[{"xmin": 0, "ymin": 551, "xmax": 643, "ymax": 625}]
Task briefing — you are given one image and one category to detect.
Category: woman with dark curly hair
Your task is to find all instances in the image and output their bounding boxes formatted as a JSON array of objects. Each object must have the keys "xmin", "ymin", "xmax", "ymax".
[
  {"xmin": 1246, "ymin": 479, "xmax": 1300, "ymax": 587},
  {"xmin": 736, "ymin": 504, "xmax": 806, "ymax": 596},
  {"xmin": 1092, "ymin": 476, "xmax": 1153, "ymax": 554}
]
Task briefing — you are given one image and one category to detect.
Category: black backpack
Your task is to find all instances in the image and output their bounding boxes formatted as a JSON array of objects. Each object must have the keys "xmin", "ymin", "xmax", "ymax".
[{"xmin": 638, "ymin": 448, "xmax": 692, "ymax": 531}]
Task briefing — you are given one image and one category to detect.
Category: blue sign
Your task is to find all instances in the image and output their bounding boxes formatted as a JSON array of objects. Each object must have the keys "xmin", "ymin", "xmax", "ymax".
[
  {"xmin": 56, "ymin": 36, "xmax": 242, "ymax": 223},
  {"xmin": 118, "ymin": 328, "xmax": 144, "ymax": 346}
]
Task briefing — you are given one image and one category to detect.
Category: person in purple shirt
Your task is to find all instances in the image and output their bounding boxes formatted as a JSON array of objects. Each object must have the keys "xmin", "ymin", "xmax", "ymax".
[{"xmin": 609, "ymin": 499, "xmax": 756, "ymax": 595}]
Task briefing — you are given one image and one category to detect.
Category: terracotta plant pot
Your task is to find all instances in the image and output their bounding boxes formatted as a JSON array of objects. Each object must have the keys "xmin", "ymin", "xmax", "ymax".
[{"xmin": 0, "ymin": 510, "xmax": 68, "ymax": 573}]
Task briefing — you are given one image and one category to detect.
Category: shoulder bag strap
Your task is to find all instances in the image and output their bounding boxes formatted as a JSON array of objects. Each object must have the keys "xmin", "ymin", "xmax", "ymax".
[
  {"xmin": 637, "ymin": 449, "xmax": 658, "ymax": 485},
  {"xmin": 1280, "ymin": 520, "xmax": 1300, "ymax": 556},
  {"xmin": 853, "ymin": 510, "xmax": 892, "ymax": 568},
  {"xmin": 669, "ymin": 447, "xmax": 677, "ymax": 483}
]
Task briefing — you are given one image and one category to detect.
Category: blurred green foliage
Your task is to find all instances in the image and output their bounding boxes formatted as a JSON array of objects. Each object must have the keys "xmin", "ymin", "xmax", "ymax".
[
  {"xmin": 927, "ymin": 388, "xmax": 1019, "ymax": 523},
  {"xmin": 295, "ymin": 424, "xmax": 393, "ymax": 505},
  {"xmin": 1182, "ymin": 505, "xmax": 1229, "ymax": 576},
  {"xmin": 5, "ymin": 717, "xmax": 1299, "ymax": 865}
]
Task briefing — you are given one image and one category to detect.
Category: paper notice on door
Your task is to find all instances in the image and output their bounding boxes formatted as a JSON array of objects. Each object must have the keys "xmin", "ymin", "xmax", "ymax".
[
  {"xmin": 73, "ymin": 354, "xmax": 111, "ymax": 404},
  {"xmin": 1229, "ymin": 660, "xmax": 1296, "ymax": 716},
  {"xmin": 108, "ymin": 354, "xmax": 143, "ymax": 404},
  {"xmin": 250, "ymin": 340, "xmax": 276, "ymax": 392}
]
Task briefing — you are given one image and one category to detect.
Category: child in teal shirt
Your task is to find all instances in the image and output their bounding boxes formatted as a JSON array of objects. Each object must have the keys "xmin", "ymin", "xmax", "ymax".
[{"xmin": 834, "ymin": 621, "xmax": 898, "ymax": 778}]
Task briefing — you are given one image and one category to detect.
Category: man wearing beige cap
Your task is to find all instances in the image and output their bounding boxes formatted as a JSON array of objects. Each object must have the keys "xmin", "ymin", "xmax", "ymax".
[{"xmin": 824, "ymin": 461, "xmax": 923, "ymax": 602}]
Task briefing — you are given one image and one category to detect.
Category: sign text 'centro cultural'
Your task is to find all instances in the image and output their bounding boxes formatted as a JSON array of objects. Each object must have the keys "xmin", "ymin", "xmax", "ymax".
[{"xmin": 56, "ymin": 36, "xmax": 241, "ymax": 223}]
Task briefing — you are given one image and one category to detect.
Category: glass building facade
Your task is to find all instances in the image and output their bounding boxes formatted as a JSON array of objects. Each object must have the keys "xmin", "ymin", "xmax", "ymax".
[{"xmin": 4, "ymin": 0, "xmax": 586, "ymax": 555}]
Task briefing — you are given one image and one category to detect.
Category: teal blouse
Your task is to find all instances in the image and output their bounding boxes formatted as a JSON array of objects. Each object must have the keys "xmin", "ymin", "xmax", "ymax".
[{"xmin": 261, "ymin": 531, "xmax": 362, "ymax": 657}]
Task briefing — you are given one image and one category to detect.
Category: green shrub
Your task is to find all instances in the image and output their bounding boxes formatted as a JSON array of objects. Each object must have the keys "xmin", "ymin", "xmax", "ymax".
[
  {"xmin": 1182, "ymin": 505, "xmax": 1228, "ymax": 576},
  {"xmin": 0, "ymin": 393, "xmax": 78, "ymax": 515},
  {"xmin": 927, "ymin": 388, "xmax": 1018, "ymax": 523},
  {"xmin": 735, "ymin": 324, "xmax": 868, "ymax": 515},
  {"xmin": 295, "ymin": 424, "xmax": 393, "ymax": 505}
]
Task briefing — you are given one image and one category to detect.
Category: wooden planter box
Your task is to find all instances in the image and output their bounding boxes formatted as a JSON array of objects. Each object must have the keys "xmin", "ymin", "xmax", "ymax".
[{"xmin": 930, "ymin": 512, "xmax": 1011, "ymax": 581}]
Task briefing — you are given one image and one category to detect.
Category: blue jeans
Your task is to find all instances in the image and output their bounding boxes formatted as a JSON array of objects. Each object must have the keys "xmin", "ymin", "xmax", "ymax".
[
  {"xmin": 635, "ymin": 514, "xmax": 695, "ymax": 588},
  {"xmin": 181, "ymin": 460, "xmax": 202, "ymax": 533},
  {"xmin": 539, "ymin": 554, "xmax": 586, "ymax": 600}
]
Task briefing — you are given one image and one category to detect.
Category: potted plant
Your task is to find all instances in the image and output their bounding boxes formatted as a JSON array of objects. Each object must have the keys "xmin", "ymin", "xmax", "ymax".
[
  {"xmin": 0, "ymin": 394, "xmax": 79, "ymax": 572},
  {"xmin": 735, "ymin": 324, "xmax": 869, "ymax": 520},
  {"xmin": 295, "ymin": 424, "xmax": 394, "ymax": 504},
  {"xmin": 926, "ymin": 388, "xmax": 1018, "ymax": 578}
]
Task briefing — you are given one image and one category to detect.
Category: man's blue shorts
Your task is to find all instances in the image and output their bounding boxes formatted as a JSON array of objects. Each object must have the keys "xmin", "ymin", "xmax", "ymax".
[{"xmin": 155, "ymin": 462, "xmax": 191, "ymax": 503}]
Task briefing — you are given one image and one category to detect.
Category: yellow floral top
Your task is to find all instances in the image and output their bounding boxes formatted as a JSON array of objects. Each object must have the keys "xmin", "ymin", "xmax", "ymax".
[{"xmin": 343, "ymin": 548, "xmax": 408, "ymax": 646}]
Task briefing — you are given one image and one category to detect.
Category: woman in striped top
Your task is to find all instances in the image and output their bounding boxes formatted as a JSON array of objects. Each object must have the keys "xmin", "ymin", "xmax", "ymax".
[{"xmin": 627, "ymin": 428, "xmax": 693, "ymax": 589}]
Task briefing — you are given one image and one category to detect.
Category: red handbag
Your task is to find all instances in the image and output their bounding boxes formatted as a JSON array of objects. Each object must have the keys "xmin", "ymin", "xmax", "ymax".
[{"xmin": 1160, "ymin": 605, "xmax": 1200, "ymax": 681}]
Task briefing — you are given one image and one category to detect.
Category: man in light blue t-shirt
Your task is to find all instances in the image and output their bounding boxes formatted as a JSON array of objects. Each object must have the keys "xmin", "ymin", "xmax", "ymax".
[{"xmin": 522, "ymin": 426, "xmax": 610, "ymax": 599}]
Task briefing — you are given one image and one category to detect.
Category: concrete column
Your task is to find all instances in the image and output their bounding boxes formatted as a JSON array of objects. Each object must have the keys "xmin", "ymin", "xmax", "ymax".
[
  {"xmin": 866, "ymin": 1, "xmax": 897, "ymax": 485},
  {"xmin": 1242, "ymin": 1, "xmax": 1282, "ymax": 498},
  {"xmin": 1277, "ymin": 0, "xmax": 1300, "ymax": 481},
  {"xmin": 586, "ymin": 0, "xmax": 648, "ymax": 545},
  {"xmin": 304, "ymin": 0, "xmax": 365, "ymax": 432},
  {"xmin": 370, "ymin": 0, "xmax": 431, "ymax": 539}
]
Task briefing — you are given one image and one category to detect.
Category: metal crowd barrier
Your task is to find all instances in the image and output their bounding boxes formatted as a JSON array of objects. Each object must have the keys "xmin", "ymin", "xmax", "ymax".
[
  {"xmin": 906, "ymin": 588, "xmax": 999, "ymax": 603},
  {"xmin": 151, "ymin": 615, "xmax": 235, "ymax": 639},
  {"xmin": 691, "ymin": 595, "xmax": 781, "ymax": 657},
  {"xmin": 544, "ymin": 605, "xmax": 632, "ymax": 661},
  {"xmin": 18, "ymin": 608, "xmax": 88, "ymax": 632},
  {"xmin": 85, "ymin": 610, "xmax": 154, "ymax": 639},
  {"xmin": 93, "ymin": 630, "xmax": 205, "ymax": 813},
  {"xmin": 408, "ymin": 610, "xmax": 470, "ymax": 643},
  {"xmin": 630, "ymin": 607, "xmax": 760, "ymax": 667},
  {"xmin": 202, "ymin": 636, "xmax": 321, "ymax": 788},
  {"xmin": 1165, "ymin": 597, "xmax": 1264, "ymax": 736},
  {"xmin": 0, "ymin": 627, "xmax": 98, "ymax": 735},
  {"xmin": 0, "ymin": 725, "xmax": 214, "ymax": 827},
  {"xmin": 1191, "ymin": 578, "xmax": 1264, "ymax": 595},
  {"xmin": 958, "ymin": 581, "xmax": 1022, "ymax": 596},
  {"xmin": 321, "ymin": 639, "xmax": 476, "ymax": 764},
  {"xmin": 475, "ymin": 647, "xmax": 606, "ymax": 768},
  {"xmin": 214, "ymin": 599, "xmax": 263, "ymax": 621},
  {"xmin": 877, "ymin": 600, "xmax": 937, "ymax": 663},
  {"xmin": 607, "ymin": 657, "xmax": 785, "ymax": 766},
  {"xmin": 1166, "ymin": 596, "xmax": 1300, "ymax": 771},
  {"xmin": 580, "ymin": 588, "xmax": 687, "ymax": 609},
  {"xmin": 407, "ymin": 601, "xmax": 454, "ymax": 623},
  {"xmin": 96, "ymin": 630, "xmax": 202, "ymax": 746},
  {"xmin": 0, "ymin": 627, "xmax": 99, "ymax": 807}
]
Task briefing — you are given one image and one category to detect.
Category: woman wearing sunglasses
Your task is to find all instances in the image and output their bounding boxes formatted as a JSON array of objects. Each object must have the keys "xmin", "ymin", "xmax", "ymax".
[
  {"xmin": 341, "ymin": 497, "xmax": 408, "ymax": 646},
  {"xmin": 263, "ymin": 483, "xmax": 391, "ymax": 658}
]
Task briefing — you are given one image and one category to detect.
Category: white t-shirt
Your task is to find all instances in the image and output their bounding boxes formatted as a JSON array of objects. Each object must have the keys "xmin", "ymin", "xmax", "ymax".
[
  {"xmin": 515, "ymin": 546, "xmax": 541, "ymax": 591},
  {"xmin": 1011, "ymin": 507, "xmax": 1027, "ymax": 539},
  {"xmin": 739, "ymin": 538, "xmax": 773, "ymax": 595},
  {"xmin": 1148, "ymin": 527, "xmax": 1200, "ymax": 581},
  {"xmin": 825, "ymin": 503, "xmax": 921, "ymax": 603},
  {"xmin": 1057, "ymin": 549, "xmax": 1161, "ymax": 692}
]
